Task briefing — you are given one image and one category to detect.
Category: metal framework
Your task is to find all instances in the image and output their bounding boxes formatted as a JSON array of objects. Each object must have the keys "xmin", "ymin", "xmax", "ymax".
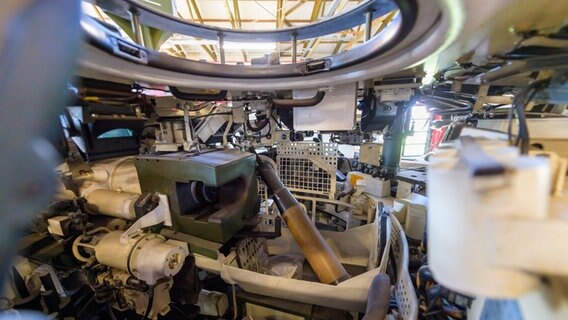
[
  {"xmin": 83, "ymin": 0, "xmax": 418, "ymax": 78},
  {"xmin": 184, "ymin": 0, "xmax": 218, "ymax": 61},
  {"xmin": 88, "ymin": 0, "xmax": 402, "ymax": 62},
  {"xmin": 78, "ymin": 0, "xmax": 460, "ymax": 90},
  {"xmin": 91, "ymin": 0, "xmax": 397, "ymax": 42}
]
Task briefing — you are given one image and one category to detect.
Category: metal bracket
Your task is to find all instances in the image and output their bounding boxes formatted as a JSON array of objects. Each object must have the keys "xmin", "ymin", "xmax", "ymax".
[
  {"xmin": 308, "ymin": 154, "xmax": 337, "ymax": 175},
  {"xmin": 121, "ymin": 194, "xmax": 172, "ymax": 243}
]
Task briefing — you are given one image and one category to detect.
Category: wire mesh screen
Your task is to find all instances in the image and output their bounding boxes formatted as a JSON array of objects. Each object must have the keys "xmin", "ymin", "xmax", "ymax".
[
  {"xmin": 390, "ymin": 214, "xmax": 419, "ymax": 319},
  {"xmin": 236, "ymin": 237, "xmax": 266, "ymax": 273},
  {"xmin": 277, "ymin": 142, "xmax": 338, "ymax": 199},
  {"xmin": 257, "ymin": 176, "xmax": 269, "ymax": 211}
]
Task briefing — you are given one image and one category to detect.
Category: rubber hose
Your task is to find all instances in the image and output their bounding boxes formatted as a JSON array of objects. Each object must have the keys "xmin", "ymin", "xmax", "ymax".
[{"xmin": 169, "ymin": 86, "xmax": 227, "ymax": 101}]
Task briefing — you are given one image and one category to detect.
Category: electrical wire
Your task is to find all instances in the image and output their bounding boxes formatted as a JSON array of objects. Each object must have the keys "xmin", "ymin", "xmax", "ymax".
[
  {"xmin": 134, "ymin": 84, "xmax": 170, "ymax": 92},
  {"xmin": 189, "ymin": 112, "xmax": 232, "ymax": 119},
  {"xmin": 270, "ymin": 113, "xmax": 283, "ymax": 129},
  {"xmin": 246, "ymin": 117, "xmax": 270, "ymax": 132},
  {"xmin": 265, "ymin": 119, "xmax": 272, "ymax": 138},
  {"xmin": 142, "ymin": 290, "xmax": 154, "ymax": 320},
  {"xmin": 514, "ymin": 91, "xmax": 533, "ymax": 152},
  {"xmin": 185, "ymin": 101, "xmax": 211, "ymax": 112},
  {"xmin": 345, "ymin": 157, "xmax": 353, "ymax": 171},
  {"xmin": 507, "ymin": 78, "xmax": 550, "ymax": 154},
  {"xmin": 515, "ymin": 82, "xmax": 548, "ymax": 151}
]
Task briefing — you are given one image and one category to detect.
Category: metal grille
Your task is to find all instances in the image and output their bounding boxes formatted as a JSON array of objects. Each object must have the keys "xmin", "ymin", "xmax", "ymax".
[
  {"xmin": 236, "ymin": 238, "xmax": 267, "ymax": 273},
  {"xmin": 257, "ymin": 177, "xmax": 268, "ymax": 204},
  {"xmin": 389, "ymin": 214, "xmax": 419, "ymax": 319},
  {"xmin": 277, "ymin": 142, "xmax": 337, "ymax": 199}
]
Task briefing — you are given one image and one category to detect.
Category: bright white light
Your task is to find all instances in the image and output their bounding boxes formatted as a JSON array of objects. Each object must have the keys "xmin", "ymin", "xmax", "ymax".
[
  {"xmin": 411, "ymin": 103, "xmax": 430, "ymax": 118},
  {"xmin": 161, "ymin": 38, "xmax": 276, "ymax": 51},
  {"xmin": 223, "ymin": 42, "xmax": 276, "ymax": 50}
]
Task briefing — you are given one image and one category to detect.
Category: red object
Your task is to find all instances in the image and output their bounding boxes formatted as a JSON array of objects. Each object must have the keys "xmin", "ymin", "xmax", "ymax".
[{"xmin": 429, "ymin": 126, "xmax": 447, "ymax": 151}]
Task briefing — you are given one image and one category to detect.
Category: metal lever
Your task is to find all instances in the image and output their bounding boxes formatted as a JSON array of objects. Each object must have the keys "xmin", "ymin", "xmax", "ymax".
[
  {"xmin": 121, "ymin": 194, "xmax": 172, "ymax": 243},
  {"xmin": 460, "ymin": 136, "xmax": 506, "ymax": 177}
]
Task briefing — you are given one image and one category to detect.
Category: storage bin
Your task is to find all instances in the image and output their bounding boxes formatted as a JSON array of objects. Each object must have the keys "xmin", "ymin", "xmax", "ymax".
[{"xmin": 194, "ymin": 212, "xmax": 418, "ymax": 318}]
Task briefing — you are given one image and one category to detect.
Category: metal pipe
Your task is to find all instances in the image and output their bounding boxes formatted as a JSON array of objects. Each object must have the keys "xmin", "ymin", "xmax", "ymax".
[
  {"xmin": 222, "ymin": 114, "xmax": 233, "ymax": 147},
  {"xmin": 253, "ymin": 150, "xmax": 350, "ymax": 285},
  {"xmin": 418, "ymin": 95, "xmax": 472, "ymax": 114},
  {"xmin": 482, "ymin": 54, "xmax": 568, "ymax": 83},
  {"xmin": 182, "ymin": 103, "xmax": 200, "ymax": 153},
  {"xmin": 291, "ymin": 33, "xmax": 297, "ymax": 63},
  {"xmin": 364, "ymin": 10, "xmax": 373, "ymax": 42},
  {"xmin": 84, "ymin": 189, "xmax": 139, "ymax": 220},
  {"xmin": 382, "ymin": 135, "xmax": 404, "ymax": 172},
  {"xmin": 271, "ymin": 91, "xmax": 325, "ymax": 108},
  {"xmin": 218, "ymin": 32, "xmax": 226, "ymax": 64},
  {"xmin": 129, "ymin": 9, "xmax": 144, "ymax": 46}
]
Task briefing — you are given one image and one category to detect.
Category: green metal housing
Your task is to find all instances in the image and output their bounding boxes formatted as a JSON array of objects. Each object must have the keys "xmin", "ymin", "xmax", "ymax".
[{"xmin": 135, "ymin": 149, "xmax": 258, "ymax": 246}]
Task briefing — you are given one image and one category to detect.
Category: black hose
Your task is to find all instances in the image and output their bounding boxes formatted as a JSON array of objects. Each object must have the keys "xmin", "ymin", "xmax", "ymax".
[
  {"xmin": 169, "ymin": 86, "xmax": 227, "ymax": 101},
  {"xmin": 270, "ymin": 113, "xmax": 282, "ymax": 129},
  {"xmin": 514, "ymin": 91, "xmax": 531, "ymax": 153},
  {"xmin": 246, "ymin": 117, "xmax": 270, "ymax": 132},
  {"xmin": 271, "ymin": 91, "xmax": 326, "ymax": 108},
  {"xmin": 517, "ymin": 86, "xmax": 545, "ymax": 153},
  {"xmin": 251, "ymin": 148, "xmax": 297, "ymax": 212},
  {"xmin": 142, "ymin": 291, "xmax": 154, "ymax": 320},
  {"xmin": 508, "ymin": 78, "xmax": 550, "ymax": 154}
]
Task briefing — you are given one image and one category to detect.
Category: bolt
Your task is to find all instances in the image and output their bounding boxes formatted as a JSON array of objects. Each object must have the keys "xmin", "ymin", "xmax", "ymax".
[{"xmin": 167, "ymin": 253, "xmax": 180, "ymax": 269}]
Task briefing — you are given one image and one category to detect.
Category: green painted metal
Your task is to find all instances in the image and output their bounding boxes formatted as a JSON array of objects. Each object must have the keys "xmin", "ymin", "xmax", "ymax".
[
  {"xmin": 161, "ymin": 229, "xmax": 222, "ymax": 259},
  {"xmin": 106, "ymin": 13, "xmax": 171, "ymax": 50},
  {"xmin": 103, "ymin": 0, "xmax": 173, "ymax": 50},
  {"xmin": 138, "ymin": 0, "xmax": 174, "ymax": 15},
  {"xmin": 136, "ymin": 149, "xmax": 259, "ymax": 245}
]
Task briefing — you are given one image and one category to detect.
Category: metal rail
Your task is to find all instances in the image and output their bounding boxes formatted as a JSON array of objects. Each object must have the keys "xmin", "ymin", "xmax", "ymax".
[
  {"xmin": 82, "ymin": 0, "xmax": 414, "ymax": 79},
  {"xmin": 77, "ymin": 0, "xmax": 458, "ymax": 90},
  {"xmin": 93, "ymin": 0, "xmax": 398, "ymax": 42}
]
